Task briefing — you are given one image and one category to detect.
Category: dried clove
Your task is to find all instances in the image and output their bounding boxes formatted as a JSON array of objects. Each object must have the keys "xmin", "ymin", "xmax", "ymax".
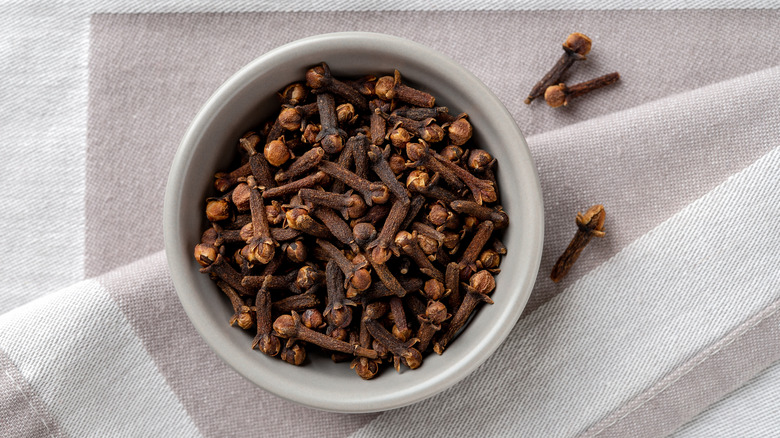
[
  {"xmin": 306, "ymin": 62, "xmax": 368, "ymax": 111},
  {"xmin": 375, "ymin": 70, "xmax": 435, "ymax": 108},
  {"xmin": 366, "ymin": 200, "xmax": 410, "ymax": 263},
  {"xmin": 545, "ymin": 72, "xmax": 620, "ymax": 108},
  {"xmin": 299, "ymin": 188, "xmax": 366, "ymax": 220},
  {"xmin": 369, "ymin": 99, "xmax": 391, "ymax": 145},
  {"xmin": 434, "ymin": 270, "xmax": 496, "ymax": 355},
  {"xmin": 316, "ymin": 239, "xmax": 372, "ymax": 292},
  {"xmin": 416, "ymin": 300, "xmax": 450, "ymax": 352},
  {"xmin": 262, "ymin": 171, "xmax": 329, "ymax": 199},
  {"xmin": 252, "ymin": 277, "xmax": 281, "ymax": 356},
  {"xmin": 245, "ymin": 176, "xmax": 277, "ymax": 264},
  {"xmin": 368, "ymin": 144, "xmax": 410, "ymax": 204},
  {"xmin": 458, "ymin": 220, "xmax": 495, "ymax": 280},
  {"xmin": 406, "ymin": 170, "xmax": 460, "ymax": 205},
  {"xmin": 450, "ymin": 200, "xmax": 509, "ymax": 229},
  {"xmin": 215, "ymin": 162, "xmax": 252, "ymax": 193},
  {"xmin": 314, "ymin": 92, "xmax": 346, "ymax": 154},
  {"xmin": 395, "ymin": 231, "xmax": 445, "ymax": 283},
  {"xmin": 240, "ymin": 132, "xmax": 276, "ymax": 189},
  {"xmin": 216, "ymin": 281, "xmax": 254, "ymax": 330},
  {"xmin": 365, "ymin": 318, "xmax": 422, "ymax": 371},
  {"xmin": 274, "ymin": 147, "xmax": 325, "ymax": 182},
  {"xmin": 274, "ymin": 312, "xmax": 378, "ymax": 359},
  {"xmin": 551, "ymin": 204, "xmax": 605, "ymax": 282},
  {"xmin": 324, "ymin": 260, "xmax": 355, "ymax": 329},
  {"xmin": 285, "ymin": 207, "xmax": 332, "ymax": 239},
  {"xmin": 319, "ymin": 160, "xmax": 390, "ymax": 206}
]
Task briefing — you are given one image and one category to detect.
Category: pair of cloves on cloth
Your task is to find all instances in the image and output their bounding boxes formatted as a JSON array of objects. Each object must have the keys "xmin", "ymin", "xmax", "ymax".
[{"xmin": 525, "ymin": 32, "xmax": 620, "ymax": 107}]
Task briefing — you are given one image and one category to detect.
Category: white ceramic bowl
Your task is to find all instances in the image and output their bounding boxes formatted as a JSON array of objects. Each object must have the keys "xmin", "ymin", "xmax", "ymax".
[{"xmin": 164, "ymin": 32, "xmax": 543, "ymax": 413}]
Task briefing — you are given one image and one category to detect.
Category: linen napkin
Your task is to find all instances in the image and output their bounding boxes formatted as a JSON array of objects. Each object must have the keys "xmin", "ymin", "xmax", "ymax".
[{"xmin": 2, "ymin": 5, "xmax": 780, "ymax": 438}]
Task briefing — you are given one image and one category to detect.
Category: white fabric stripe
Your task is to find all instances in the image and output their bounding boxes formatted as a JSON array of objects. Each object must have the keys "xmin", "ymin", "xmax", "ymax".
[
  {"xmin": 351, "ymin": 145, "xmax": 780, "ymax": 437},
  {"xmin": 0, "ymin": 280, "xmax": 201, "ymax": 437},
  {"xmin": 670, "ymin": 360, "xmax": 780, "ymax": 437},
  {"xmin": 0, "ymin": 7, "xmax": 88, "ymax": 315}
]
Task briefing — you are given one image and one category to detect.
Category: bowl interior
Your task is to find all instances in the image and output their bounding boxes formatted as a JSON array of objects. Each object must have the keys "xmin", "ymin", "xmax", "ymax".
[{"xmin": 164, "ymin": 32, "xmax": 543, "ymax": 413}]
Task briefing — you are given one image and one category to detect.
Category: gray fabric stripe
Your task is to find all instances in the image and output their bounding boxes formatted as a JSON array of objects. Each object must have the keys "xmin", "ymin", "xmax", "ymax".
[
  {"xmin": 582, "ymin": 299, "xmax": 780, "ymax": 438},
  {"xmin": 86, "ymin": 10, "xmax": 780, "ymax": 278},
  {"xmin": 0, "ymin": 349, "xmax": 65, "ymax": 438},
  {"xmin": 98, "ymin": 251, "xmax": 378, "ymax": 438}
]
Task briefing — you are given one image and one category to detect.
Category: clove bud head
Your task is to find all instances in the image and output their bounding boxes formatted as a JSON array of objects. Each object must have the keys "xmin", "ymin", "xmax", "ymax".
[
  {"xmin": 205, "ymin": 199, "xmax": 230, "ymax": 222},
  {"xmin": 302, "ymin": 123, "xmax": 321, "ymax": 144},
  {"xmin": 336, "ymin": 103, "xmax": 357, "ymax": 125},
  {"xmin": 351, "ymin": 357, "xmax": 380, "ymax": 380},
  {"xmin": 296, "ymin": 265, "xmax": 320, "ymax": 290},
  {"xmin": 577, "ymin": 204, "xmax": 606, "ymax": 236},
  {"xmin": 194, "ymin": 243, "xmax": 217, "ymax": 266},
  {"xmin": 369, "ymin": 184, "xmax": 391, "ymax": 205},
  {"xmin": 544, "ymin": 84, "xmax": 568, "ymax": 108},
  {"xmin": 273, "ymin": 314, "xmax": 298, "ymax": 338},
  {"xmin": 424, "ymin": 278, "xmax": 446, "ymax": 301},
  {"xmin": 467, "ymin": 149, "xmax": 493, "ymax": 172},
  {"xmin": 388, "ymin": 127, "xmax": 412, "ymax": 148},
  {"xmin": 235, "ymin": 309, "xmax": 254, "ymax": 330},
  {"xmin": 406, "ymin": 169, "xmax": 430, "ymax": 192},
  {"xmin": 388, "ymin": 154, "xmax": 407, "ymax": 174},
  {"xmin": 284, "ymin": 239, "xmax": 307, "ymax": 263},
  {"xmin": 265, "ymin": 200, "xmax": 285, "ymax": 225},
  {"xmin": 231, "ymin": 183, "xmax": 251, "ymax": 211},
  {"xmin": 469, "ymin": 270, "xmax": 496, "ymax": 295},
  {"xmin": 280, "ymin": 83, "xmax": 307, "ymax": 105},
  {"xmin": 281, "ymin": 343, "xmax": 306, "ymax": 366},
  {"xmin": 278, "ymin": 107, "xmax": 302, "ymax": 131},
  {"xmin": 256, "ymin": 334, "xmax": 281, "ymax": 357},
  {"xmin": 401, "ymin": 348, "xmax": 423, "ymax": 370},
  {"xmin": 405, "ymin": 142, "xmax": 426, "ymax": 162},
  {"xmin": 392, "ymin": 325, "xmax": 412, "ymax": 342},
  {"xmin": 346, "ymin": 193, "xmax": 368, "ymax": 219},
  {"xmin": 374, "ymin": 75, "xmax": 396, "ymax": 100},
  {"xmin": 441, "ymin": 145, "xmax": 464, "ymax": 162},
  {"xmin": 305, "ymin": 65, "xmax": 329, "ymax": 89},
  {"xmin": 448, "ymin": 117, "xmax": 473, "ymax": 146},
  {"xmin": 353, "ymin": 222, "xmax": 377, "ymax": 246},
  {"xmin": 350, "ymin": 268, "xmax": 373, "ymax": 292},
  {"xmin": 427, "ymin": 204, "xmax": 451, "ymax": 227},
  {"xmin": 264, "ymin": 138, "xmax": 291, "ymax": 167},
  {"xmin": 394, "ymin": 230, "xmax": 415, "ymax": 248},
  {"xmin": 477, "ymin": 249, "xmax": 501, "ymax": 270},
  {"xmin": 425, "ymin": 300, "xmax": 450, "ymax": 325},
  {"xmin": 247, "ymin": 240, "xmax": 275, "ymax": 265},
  {"xmin": 420, "ymin": 123, "xmax": 445, "ymax": 143},
  {"xmin": 301, "ymin": 308, "xmax": 326, "ymax": 330},
  {"xmin": 563, "ymin": 32, "xmax": 592, "ymax": 56},
  {"xmin": 329, "ymin": 306, "xmax": 353, "ymax": 329},
  {"xmin": 321, "ymin": 134, "xmax": 344, "ymax": 154}
]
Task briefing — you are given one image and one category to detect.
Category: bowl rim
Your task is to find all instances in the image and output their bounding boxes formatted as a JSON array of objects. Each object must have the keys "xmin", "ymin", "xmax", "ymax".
[{"xmin": 164, "ymin": 31, "xmax": 544, "ymax": 413}]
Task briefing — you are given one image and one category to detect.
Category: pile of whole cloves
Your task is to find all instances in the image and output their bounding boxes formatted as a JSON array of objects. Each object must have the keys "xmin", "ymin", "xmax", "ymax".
[{"xmin": 195, "ymin": 62, "xmax": 509, "ymax": 379}]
